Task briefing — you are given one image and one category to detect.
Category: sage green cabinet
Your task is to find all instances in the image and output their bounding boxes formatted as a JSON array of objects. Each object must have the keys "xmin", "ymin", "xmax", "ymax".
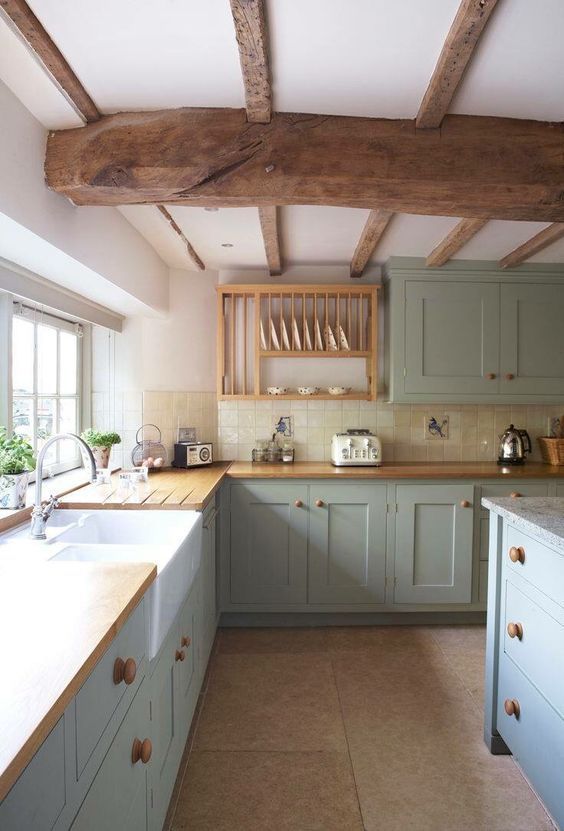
[
  {"xmin": 394, "ymin": 484, "xmax": 474, "ymax": 604},
  {"xmin": 308, "ymin": 484, "xmax": 387, "ymax": 604},
  {"xmin": 230, "ymin": 482, "xmax": 308, "ymax": 604},
  {"xmin": 201, "ymin": 499, "xmax": 219, "ymax": 666}
]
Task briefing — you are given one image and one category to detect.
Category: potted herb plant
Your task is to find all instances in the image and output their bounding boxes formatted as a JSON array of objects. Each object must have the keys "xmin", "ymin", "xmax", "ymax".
[
  {"xmin": 0, "ymin": 428, "xmax": 36, "ymax": 509},
  {"xmin": 81, "ymin": 429, "xmax": 121, "ymax": 469}
]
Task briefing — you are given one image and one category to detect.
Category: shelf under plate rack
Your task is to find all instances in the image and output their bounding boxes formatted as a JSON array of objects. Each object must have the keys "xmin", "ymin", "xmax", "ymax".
[{"xmin": 217, "ymin": 284, "xmax": 379, "ymax": 400}]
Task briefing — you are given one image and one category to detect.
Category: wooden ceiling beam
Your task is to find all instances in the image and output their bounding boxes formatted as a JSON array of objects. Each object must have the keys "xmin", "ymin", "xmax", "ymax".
[
  {"xmin": 499, "ymin": 223, "xmax": 564, "ymax": 269},
  {"xmin": 350, "ymin": 210, "xmax": 393, "ymax": 278},
  {"xmin": 0, "ymin": 0, "xmax": 100, "ymax": 123},
  {"xmin": 229, "ymin": 0, "xmax": 271, "ymax": 123},
  {"xmin": 258, "ymin": 206, "xmax": 281, "ymax": 275},
  {"xmin": 45, "ymin": 109, "xmax": 564, "ymax": 222},
  {"xmin": 416, "ymin": 0, "xmax": 500, "ymax": 129},
  {"xmin": 156, "ymin": 206, "xmax": 205, "ymax": 271},
  {"xmin": 426, "ymin": 217, "xmax": 488, "ymax": 267}
]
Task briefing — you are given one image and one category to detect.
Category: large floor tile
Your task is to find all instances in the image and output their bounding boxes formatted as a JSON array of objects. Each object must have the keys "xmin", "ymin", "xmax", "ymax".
[
  {"xmin": 171, "ymin": 751, "xmax": 364, "ymax": 831},
  {"xmin": 194, "ymin": 653, "xmax": 347, "ymax": 751},
  {"xmin": 218, "ymin": 626, "xmax": 330, "ymax": 654},
  {"xmin": 327, "ymin": 624, "xmax": 440, "ymax": 656},
  {"xmin": 429, "ymin": 625, "xmax": 487, "ymax": 709}
]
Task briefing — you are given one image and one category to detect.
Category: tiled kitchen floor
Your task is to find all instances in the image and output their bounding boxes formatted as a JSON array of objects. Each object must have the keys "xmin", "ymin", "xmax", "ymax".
[{"xmin": 167, "ymin": 626, "xmax": 555, "ymax": 831}]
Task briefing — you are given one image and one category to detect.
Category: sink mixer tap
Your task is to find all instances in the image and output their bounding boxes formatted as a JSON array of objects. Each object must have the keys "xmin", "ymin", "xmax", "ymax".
[{"xmin": 30, "ymin": 433, "xmax": 97, "ymax": 540}]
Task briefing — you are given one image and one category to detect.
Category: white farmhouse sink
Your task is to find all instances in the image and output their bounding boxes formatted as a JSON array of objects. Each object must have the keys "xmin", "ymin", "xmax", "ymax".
[{"xmin": 0, "ymin": 509, "xmax": 203, "ymax": 659}]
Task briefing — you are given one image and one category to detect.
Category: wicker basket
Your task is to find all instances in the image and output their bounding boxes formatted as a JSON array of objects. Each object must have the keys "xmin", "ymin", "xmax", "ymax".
[{"xmin": 538, "ymin": 437, "xmax": 564, "ymax": 466}]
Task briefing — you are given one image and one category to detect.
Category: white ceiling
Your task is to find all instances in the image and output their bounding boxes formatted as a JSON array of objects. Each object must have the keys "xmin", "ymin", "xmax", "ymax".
[{"xmin": 2, "ymin": 0, "xmax": 564, "ymax": 272}]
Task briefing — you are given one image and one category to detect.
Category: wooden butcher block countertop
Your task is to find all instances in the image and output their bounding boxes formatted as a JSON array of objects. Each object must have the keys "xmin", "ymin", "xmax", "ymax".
[
  {"xmin": 0, "ymin": 561, "xmax": 156, "ymax": 802},
  {"xmin": 228, "ymin": 461, "xmax": 564, "ymax": 479}
]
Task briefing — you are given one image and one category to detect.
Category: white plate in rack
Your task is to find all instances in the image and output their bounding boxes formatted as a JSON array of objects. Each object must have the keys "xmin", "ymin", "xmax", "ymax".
[
  {"xmin": 315, "ymin": 319, "xmax": 324, "ymax": 350},
  {"xmin": 281, "ymin": 318, "xmax": 291, "ymax": 350},
  {"xmin": 260, "ymin": 320, "xmax": 267, "ymax": 350},
  {"xmin": 304, "ymin": 320, "xmax": 313, "ymax": 351},
  {"xmin": 324, "ymin": 324, "xmax": 338, "ymax": 351},
  {"xmin": 339, "ymin": 326, "xmax": 350, "ymax": 351},
  {"xmin": 269, "ymin": 319, "xmax": 280, "ymax": 350},
  {"xmin": 292, "ymin": 318, "xmax": 302, "ymax": 350}
]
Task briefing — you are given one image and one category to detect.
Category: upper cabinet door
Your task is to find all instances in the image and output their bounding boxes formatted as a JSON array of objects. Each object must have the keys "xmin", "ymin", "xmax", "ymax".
[
  {"xmin": 308, "ymin": 484, "xmax": 387, "ymax": 605},
  {"xmin": 404, "ymin": 281, "xmax": 500, "ymax": 396},
  {"xmin": 500, "ymin": 283, "xmax": 564, "ymax": 396}
]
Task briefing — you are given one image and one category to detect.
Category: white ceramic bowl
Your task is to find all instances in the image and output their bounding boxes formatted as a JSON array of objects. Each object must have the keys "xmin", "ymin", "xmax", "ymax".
[
  {"xmin": 297, "ymin": 386, "xmax": 320, "ymax": 396},
  {"xmin": 328, "ymin": 386, "xmax": 351, "ymax": 396},
  {"xmin": 267, "ymin": 386, "xmax": 288, "ymax": 395}
]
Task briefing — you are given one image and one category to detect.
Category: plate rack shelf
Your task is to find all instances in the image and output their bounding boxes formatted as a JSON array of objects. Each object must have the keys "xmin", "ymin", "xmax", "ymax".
[{"xmin": 216, "ymin": 284, "xmax": 379, "ymax": 401}]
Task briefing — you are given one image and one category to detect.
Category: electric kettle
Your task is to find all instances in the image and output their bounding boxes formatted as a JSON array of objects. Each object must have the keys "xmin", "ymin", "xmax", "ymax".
[{"xmin": 497, "ymin": 424, "xmax": 532, "ymax": 465}]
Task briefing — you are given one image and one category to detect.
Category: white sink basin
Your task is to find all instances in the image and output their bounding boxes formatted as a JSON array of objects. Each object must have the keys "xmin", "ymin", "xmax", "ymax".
[{"xmin": 0, "ymin": 509, "xmax": 203, "ymax": 659}]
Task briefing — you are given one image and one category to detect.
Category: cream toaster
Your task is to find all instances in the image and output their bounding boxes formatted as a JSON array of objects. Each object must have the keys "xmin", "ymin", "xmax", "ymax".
[{"xmin": 331, "ymin": 429, "xmax": 382, "ymax": 467}]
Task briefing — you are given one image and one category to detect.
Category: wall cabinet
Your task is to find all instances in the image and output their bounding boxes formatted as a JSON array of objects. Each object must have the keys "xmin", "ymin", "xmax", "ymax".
[
  {"xmin": 308, "ymin": 484, "xmax": 387, "ymax": 604},
  {"xmin": 385, "ymin": 259, "xmax": 564, "ymax": 402}
]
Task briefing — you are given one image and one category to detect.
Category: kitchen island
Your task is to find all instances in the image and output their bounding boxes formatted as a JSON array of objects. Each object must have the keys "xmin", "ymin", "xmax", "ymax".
[{"xmin": 482, "ymin": 496, "xmax": 564, "ymax": 829}]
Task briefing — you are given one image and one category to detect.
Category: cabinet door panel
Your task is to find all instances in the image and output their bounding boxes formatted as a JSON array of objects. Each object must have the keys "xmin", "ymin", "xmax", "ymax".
[
  {"xmin": 405, "ymin": 281, "xmax": 499, "ymax": 395},
  {"xmin": 395, "ymin": 485, "xmax": 474, "ymax": 604},
  {"xmin": 230, "ymin": 483, "xmax": 308, "ymax": 604},
  {"xmin": 500, "ymin": 283, "xmax": 564, "ymax": 395},
  {"xmin": 308, "ymin": 484, "xmax": 387, "ymax": 604}
]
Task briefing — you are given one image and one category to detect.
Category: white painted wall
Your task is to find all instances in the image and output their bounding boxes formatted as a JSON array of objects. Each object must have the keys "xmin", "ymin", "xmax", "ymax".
[{"xmin": 0, "ymin": 79, "xmax": 169, "ymax": 316}]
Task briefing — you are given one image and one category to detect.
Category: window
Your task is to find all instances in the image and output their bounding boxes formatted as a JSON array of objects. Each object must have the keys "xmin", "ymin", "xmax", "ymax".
[{"xmin": 12, "ymin": 305, "xmax": 83, "ymax": 474}]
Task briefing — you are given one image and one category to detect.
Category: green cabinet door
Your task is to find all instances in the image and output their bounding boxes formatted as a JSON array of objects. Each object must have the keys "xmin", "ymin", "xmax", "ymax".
[
  {"xmin": 177, "ymin": 586, "xmax": 198, "ymax": 750},
  {"xmin": 308, "ymin": 484, "xmax": 387, "ymax": 604},
  {"xmin": 405, "ymin": 281, "xmax": 500, "ymax": 396},
  {"xmin": 71, "ymin": 681, "xmax": 150, "ymax": 831},
  {"xmin": 230, "ymin": 482, "xmax": 309, "ymax": 604},
  {"xmin": 500, "ymin": 283, "xmax": 564, "ymax": 396},
  {"xmin": 395, "ymin": 484, "xmax": 474, "ymax": 604}
]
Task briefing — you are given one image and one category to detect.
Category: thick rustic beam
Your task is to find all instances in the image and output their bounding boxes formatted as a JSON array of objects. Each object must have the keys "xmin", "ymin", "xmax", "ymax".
[
  {"xmin": 499, "ymin": 223, "xmax": 564, "ymax": 269},
  {"xmin": 229, "ymin": 0, "xmax": 271, "ymax": 123},
  {"xmin": 426, "ymin": 217, "xmax": 488, "ymax": 266},
  {"xmin": 350, "ymin": 210, "xmax": 393, "ymax": 278},
  {"xmin": 417, "ymin": 0, "xmax": 500, "ymax": 129},
  {"xmin": 156, "ymin": 206, "xmax": 205, "ymax": 271},
  {"xmin": 44, "ymin": 109, "xmax": 564, "ymax": 222},
  {"xmin": 0, "ymin": 0, "xmax": 99, "ymax": 123},
  {"xmin": 258, "ymin": 206, "xmax": 281, "ymax": 275}
]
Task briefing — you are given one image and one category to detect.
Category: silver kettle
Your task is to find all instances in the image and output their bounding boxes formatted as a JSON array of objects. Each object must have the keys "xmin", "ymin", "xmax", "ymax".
[{"xmin": 498, "ymin": 424, "xmax": 532, "ymax": 465}]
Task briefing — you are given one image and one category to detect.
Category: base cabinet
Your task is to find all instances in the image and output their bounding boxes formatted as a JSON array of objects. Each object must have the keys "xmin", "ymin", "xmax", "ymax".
[{"xmin": 308, "ymin": 484, "xmax": 387, "ymax": 604}]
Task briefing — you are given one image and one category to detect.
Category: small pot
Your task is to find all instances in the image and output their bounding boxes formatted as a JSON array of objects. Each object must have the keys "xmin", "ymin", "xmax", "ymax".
[
  {"xmin": 91, "ymin": 446, "xmax": 111, "ymax": 469},
  {"xmin": 0, "ymin": 472, "xmax": 30, "ymax": 509}
]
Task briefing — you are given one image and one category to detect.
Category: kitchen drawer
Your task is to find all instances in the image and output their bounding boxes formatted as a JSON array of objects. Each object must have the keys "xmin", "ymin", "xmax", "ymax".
[
  {"xmin": 503, "ymin": 579, "xmax": 564, "ymax": 718},
  {"xmin": 75, "ymin": 600, "xmax": 146, "ymax": 779},
  {"xmin": 479, "ymin": 483, "xmax": 548, "ymax": 512},
  {"xmin": 505, "ymin": 525, "xmax": 564, "ymax": 606},
  {"xmin": 0, "ymin": 718, "xmax": 66, "ymax": 831},
  {"xmin": 497, "ymin": 653, "xmax": 564, "ymax": 829}
]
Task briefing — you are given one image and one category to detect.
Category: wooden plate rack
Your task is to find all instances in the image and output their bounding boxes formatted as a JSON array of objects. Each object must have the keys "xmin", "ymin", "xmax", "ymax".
[{"xmin": 216, "ymin": 284, "xmax": 379, "ymax": 400}]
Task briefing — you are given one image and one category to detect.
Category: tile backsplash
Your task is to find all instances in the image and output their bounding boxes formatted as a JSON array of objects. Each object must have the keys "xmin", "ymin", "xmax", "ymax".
[
  {"xmin": 218, "ymin": 399, "xmax": 562, "ymax": 463},
  {"xmin": 142, "ymin": 391, "xmax": 218, "ymax": 463}
]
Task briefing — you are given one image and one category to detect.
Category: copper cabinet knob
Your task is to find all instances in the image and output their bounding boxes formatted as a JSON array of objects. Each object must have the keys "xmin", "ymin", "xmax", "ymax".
[
  {"xmin": 486, "ymin": 373, "xmax": 496, "ymax": 380},
  {"xmin": 315, "ymin": 499, "xmax": 324, "ymax": 508},
  {"xmin": 113, "ymin": 657, "xmax": 137, "ymax": 686},
  {"xmin": 509, "ymin": 546, "xmax": 525, "ymax": 564},
  {"xmin": 505, "ymin": 373, "xmax": 515, "ymax": 380},
  {"xmin": 175, "ymin": 649, "xmax": 185, "ymax": 662},
  {"xmin": 460, "ymin": 500, "xmax": 471, "ymax": 508},
  {"xmin": 181, "ymin": 635, "xmax": 191, "ymax": 648},
  {"xmin": 294, "ymin": 499, "xmax": 303, "ymax": 508},
  {"xmin": 131, "ymin": 737, "xmax": 152, "ymax": 765},
  {"xmin": 507, "ymin": 622, "xmax": 523, "ymax": 640},
  {"xmin": 510, "ymin": 492, "xmax": 521, "ymax": 498},
  {"xmin": 504, "ymin": 699, "xmax": 520, "ymax": 718}
]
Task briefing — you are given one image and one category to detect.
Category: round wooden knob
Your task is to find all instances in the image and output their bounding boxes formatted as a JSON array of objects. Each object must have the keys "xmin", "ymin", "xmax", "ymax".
[
  {"xmin": 504, "ymin": 699, "xmax": 520, "ymax": 718},
  {"xmin": 510, "ymin": 492, "xmax": 521, "ymax": 498},
  {"xmin": 294, "ymin": 499, "xmax": 303, "ymax": 508},
  {"xmin": 131, "ymin": 737, "xmax": 152, "ymax": 764},
  {"xmin": 175, "ymin": 649, "xmax": 185, "ymax": 662},
  {"xmin": 113, "ymin": 657, "xmax": 137, "ymax": 686},
  {"xmin": 485, "ymin": 373, "xmax": 496, "ymax": 380},
  {"xmin": 509, "ymin": 545, "xmax": 525, "ymax": 564},
  {"xmin": 181, "ymin": 635, "xmax": 191, "ymax": 648},
  {"xmin": 505, "ymin": 373, "xmax": 515, "ymax": 381},
  {"xmin": 460, "ymin": 500, "xmax": 471, "ymax": 508},
  {"xmin": 507, "ymin": 622, "xmax": 523, "ymax": 640},
  {"xmin": 315, "ymin": 499, "xmax": 324, "ymax": 508}
]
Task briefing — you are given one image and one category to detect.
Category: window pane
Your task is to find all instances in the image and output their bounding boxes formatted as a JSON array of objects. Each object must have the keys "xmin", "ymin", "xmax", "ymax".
[
  {"xmin": 59, "ymin": 399, "xmax": 79, "ymax": 461},
  {"xmin": 12, "ymin": 318, "xmax": 34, "ymax": 395},
  {"xmin": 12, "ymin": 398, "xmax": 34, "ymax": 445},
  {"xmin": 59, "ymin": 332, "xmax": 77, "ymax": 394},
  {"xmin": 37, "ymin": 325, "xmax": 57, "ymax": 394},
  {"xmin": 37, "ymin": 398, "xmax": 57, "ymax": 464}
]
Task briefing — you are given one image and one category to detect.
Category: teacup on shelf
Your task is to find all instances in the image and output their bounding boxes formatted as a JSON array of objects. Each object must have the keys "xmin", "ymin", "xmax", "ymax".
[
  {"xmin": 266, "ymin": 386, "xmax": 288, "ymax": 395},
  {"xmin": 297, "ymin": 386, "xmax": 320, "ymax": 396},
  {"xmin": 328, "ymin": 386, "xmax": 352, "ymax": 396}
]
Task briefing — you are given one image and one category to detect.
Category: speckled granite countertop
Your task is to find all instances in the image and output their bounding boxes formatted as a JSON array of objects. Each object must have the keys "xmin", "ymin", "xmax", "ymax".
[{"xmin": 482, "ymin": 497, "xmax": 564, "ymax": 553}]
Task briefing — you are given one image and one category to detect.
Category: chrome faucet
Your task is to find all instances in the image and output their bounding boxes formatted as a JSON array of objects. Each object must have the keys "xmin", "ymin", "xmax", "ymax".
[{"xmin": 30, "ymin": 433, "xmax": 97, "ymax": 539}]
